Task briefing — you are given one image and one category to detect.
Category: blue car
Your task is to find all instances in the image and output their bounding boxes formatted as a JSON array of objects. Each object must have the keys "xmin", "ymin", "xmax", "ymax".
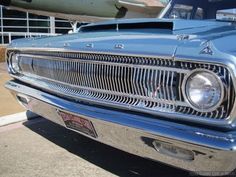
[{"xmin": 5, "ymin": 0, "xmax": 236, "ymax": 176}]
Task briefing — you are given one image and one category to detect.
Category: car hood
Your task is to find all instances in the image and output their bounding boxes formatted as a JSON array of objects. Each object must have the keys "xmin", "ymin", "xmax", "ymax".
[{"xmin": 9, "ymin": 18, "xmax": 236, "ymax": 61}]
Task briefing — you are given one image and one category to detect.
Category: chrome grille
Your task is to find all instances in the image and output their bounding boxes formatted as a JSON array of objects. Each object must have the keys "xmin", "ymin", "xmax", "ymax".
[{"xmin": 11, "ymin": 51, "xmax": 235, "ymax": 121}]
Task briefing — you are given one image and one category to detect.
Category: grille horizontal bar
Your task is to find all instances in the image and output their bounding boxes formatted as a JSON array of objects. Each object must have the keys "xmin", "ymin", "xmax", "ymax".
[{"xmin": 11, "ymin": 51, "xmax": 235, "ymax": 121}]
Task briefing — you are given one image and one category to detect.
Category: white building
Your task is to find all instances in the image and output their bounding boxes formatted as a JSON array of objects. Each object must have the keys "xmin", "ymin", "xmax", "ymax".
[{"xmin": 0, "ymin": 5, "xmax": 73, "ymax": 44}]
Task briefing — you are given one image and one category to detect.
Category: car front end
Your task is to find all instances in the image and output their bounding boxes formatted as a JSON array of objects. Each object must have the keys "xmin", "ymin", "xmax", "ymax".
[{"xmin": 5, "ymin": 0, "xmax": 236, "ymax": 176}]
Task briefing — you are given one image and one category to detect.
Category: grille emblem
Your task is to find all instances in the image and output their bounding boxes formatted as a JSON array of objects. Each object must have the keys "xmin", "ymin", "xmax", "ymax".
[
  {"xmin": 86, "ymin": 43, "xmax": 94, "ymax": 48},
  {"xmin": 114, "ymin": 44, "xmax": 124, "ymax": 49},
  {"xmin": 200, "ymin": 41, "xmax": 213, "ymax": 55}
]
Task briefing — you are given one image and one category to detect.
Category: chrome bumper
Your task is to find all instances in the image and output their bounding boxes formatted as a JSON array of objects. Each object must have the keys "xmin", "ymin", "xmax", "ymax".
[{"xmin": 5, "ymin": 80, "xmax": 236, "ymax": 176}]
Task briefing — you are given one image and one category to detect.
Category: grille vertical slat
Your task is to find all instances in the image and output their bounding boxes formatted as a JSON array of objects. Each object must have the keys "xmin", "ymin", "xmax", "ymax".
[
  {"xmin": 139, "ymin": 68, "xmax": 145, "ymax": 96},
  {"xmin": 170, "ymin": 72, "xmax": 174, "ymax": 102},
  {"xmin": 166, "ymin": 71, "xmax": 170, "ymax": 101},
  {"xmin": 86, "ymin": 62, "xmax": 90, "ymax": 87},
  {"xmin": 159, "ymin": 70, "xmax": 163, "ymax": 100}
]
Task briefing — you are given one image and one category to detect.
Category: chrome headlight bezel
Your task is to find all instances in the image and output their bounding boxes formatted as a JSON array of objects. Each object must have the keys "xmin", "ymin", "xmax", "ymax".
[
  {"xmin": 182, "ymin": 69, "xmax": 225, "ymax": 113},
  {"xmin": 8, "ymin": 52, "xmax": 20, "ymax": 74}
]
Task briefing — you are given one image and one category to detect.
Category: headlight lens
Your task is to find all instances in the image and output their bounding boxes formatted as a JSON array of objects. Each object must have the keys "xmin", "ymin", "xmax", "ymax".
[
  {"xmin": 184, "ymin": 70, "xmax": 224, "ymax": 112},
  {"xmin": 10, "ymin": 54, "xmax": 20, "ymax": 73}
]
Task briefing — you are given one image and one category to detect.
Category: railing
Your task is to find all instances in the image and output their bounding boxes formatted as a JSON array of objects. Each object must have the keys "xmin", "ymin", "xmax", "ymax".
[
  {"xmin": 0, "ymin": 5, "xmax": 72, "ymax": 44},
  {"xmin": 1, "ymin": 32, "xmax": 59, "ymax": 44}
]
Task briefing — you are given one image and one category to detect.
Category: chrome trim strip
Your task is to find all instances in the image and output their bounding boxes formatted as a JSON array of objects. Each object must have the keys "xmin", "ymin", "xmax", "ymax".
[
  {"xmin": 19, "ymin": 53, "xmax": 189, "ymax": 73},
  {"xmin": 7, "ymin": 47, "xmax": 174, "ymax": 60}
]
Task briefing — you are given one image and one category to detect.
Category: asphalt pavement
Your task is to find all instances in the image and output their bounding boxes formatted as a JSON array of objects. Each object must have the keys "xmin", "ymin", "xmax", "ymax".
[{"xmin": 0, "ymin": 117, "xmax": 191, "ymax": 177}]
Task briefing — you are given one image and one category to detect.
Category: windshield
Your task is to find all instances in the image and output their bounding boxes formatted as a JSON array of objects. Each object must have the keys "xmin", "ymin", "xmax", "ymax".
[{"xmin": 161, "ymin": 0, "xmax": 236, "ymax": 22}]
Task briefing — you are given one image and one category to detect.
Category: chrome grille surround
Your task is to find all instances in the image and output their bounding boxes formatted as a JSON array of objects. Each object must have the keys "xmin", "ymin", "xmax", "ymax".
[{"xmin": 8, "ymin": 50, "xmax": 236, "ymax": 124}]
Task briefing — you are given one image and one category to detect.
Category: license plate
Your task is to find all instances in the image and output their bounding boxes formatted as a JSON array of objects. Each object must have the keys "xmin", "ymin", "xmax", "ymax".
[{"xmin": 58, "ymin": 111, "xmax": 97, "ymax": 138}]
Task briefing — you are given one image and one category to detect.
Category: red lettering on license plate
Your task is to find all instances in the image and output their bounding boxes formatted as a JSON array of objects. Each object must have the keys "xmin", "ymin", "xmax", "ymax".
[{"xmin": 58, "ymin": 111, "xmax": 97, "ymax": 138}]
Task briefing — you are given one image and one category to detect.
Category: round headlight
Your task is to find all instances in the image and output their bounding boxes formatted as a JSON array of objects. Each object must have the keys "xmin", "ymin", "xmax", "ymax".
[
  {"xmin": 10, "ymin": 54, "xmax": 20, "ymax": 73},
  {"xmin": 183, "ymin": 70, "xmax": 224, "ymax": 112}
]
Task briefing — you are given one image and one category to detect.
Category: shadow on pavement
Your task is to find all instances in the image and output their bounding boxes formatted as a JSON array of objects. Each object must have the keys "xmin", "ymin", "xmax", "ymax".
[{"xmin": 23, "ymin": 118, "xmax": 190, "ymax": 177}]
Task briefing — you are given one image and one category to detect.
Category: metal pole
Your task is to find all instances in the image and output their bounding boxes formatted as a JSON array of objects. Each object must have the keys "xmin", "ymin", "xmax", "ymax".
[
  {"xmin": 50, "ymin": 16, "xmax": 55, "ymax": 34},
  {"xmin": 8, "ymin": 33, "xmax": 11, "ymax": 43},
  {"xmin": 26, "ymin": 12, "xmax": 29, "ymax": 34},
  {"xmin": 0, "ymin": 6, "xmax": 4, "ymax": 44}
]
